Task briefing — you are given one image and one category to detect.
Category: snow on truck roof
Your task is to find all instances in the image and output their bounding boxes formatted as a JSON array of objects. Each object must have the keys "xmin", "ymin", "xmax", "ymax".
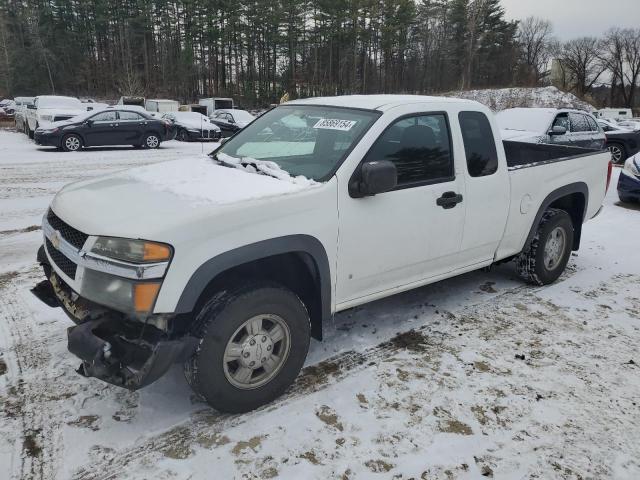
[{"xmin": 285, "ymin": 94, "xmax": 480, "ymax": 111}]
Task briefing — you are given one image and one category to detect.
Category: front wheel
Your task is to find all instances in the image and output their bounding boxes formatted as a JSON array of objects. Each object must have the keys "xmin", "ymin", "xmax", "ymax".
[
  {"xmin": 185, "ymin": 283, "xmax": 310, "ymax": 413},
  {"xmin": 516, "ymin": 208, "xmax": 574, "ymax": 285},
  {"xmin": 61, "ymin": 134, "xmax": 83, "ymax": 152},
  {"xmin": 608, "ymin": 143, "xmax": 626, "ymax": 165},
  {"xmin": 144, "ymin": 133, "xmax": 161, "ymax": 149}
]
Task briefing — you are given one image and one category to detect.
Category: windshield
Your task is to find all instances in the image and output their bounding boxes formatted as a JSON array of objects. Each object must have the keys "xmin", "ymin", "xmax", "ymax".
[
  {"xmin": 216, "ymin": 105, "xmax": 379, "ymax": 181},
  {"xmin": 38, "ymin": 96, "xmax": 83, "ymax": 110},
  {"xmin": 231, "ymin": 110, "xmax": 255, "ymax": 122}
]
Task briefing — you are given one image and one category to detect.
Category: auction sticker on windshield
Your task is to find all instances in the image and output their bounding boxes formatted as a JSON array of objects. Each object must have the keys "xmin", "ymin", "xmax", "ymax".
[{"xmin": 313, "ymin": 118, "xmax": 357, "ymax": 131}]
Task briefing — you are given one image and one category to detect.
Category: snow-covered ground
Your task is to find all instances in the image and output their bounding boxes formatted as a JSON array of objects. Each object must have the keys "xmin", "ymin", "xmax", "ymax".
[
  {"xmin": 0, "ymin": 129, "xmax": 639, "ymax": 480},
  {"xmin": 446, "ymin": 86, "xmax": 596, "ymax": 113}
]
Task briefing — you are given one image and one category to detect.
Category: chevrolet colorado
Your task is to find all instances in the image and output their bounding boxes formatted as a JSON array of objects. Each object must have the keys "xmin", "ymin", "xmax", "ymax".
[{"xmin": 34, "ymin": 95, "xmax": 612, "ymax": 413}]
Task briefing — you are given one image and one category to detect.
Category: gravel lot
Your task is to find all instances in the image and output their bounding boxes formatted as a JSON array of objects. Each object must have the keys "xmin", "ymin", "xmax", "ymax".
[{"xmin": 0, "ymin": 129, "xmax": 639, "ymax": 480}]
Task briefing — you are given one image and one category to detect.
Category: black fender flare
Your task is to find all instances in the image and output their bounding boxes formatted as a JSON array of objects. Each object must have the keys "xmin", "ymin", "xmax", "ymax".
[
  {"xmin": 523, "ymin": 182, "xmax": 588, "ymax": 252},
  {"xmin": 174, "ymin": 235, "xmax": 332, "ymax": 339}
]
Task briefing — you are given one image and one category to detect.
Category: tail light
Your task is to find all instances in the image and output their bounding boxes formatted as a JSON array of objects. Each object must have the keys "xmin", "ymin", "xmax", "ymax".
[{"xmin": 606, "ymin": 160, "xmax": 613, "ymax": 193}]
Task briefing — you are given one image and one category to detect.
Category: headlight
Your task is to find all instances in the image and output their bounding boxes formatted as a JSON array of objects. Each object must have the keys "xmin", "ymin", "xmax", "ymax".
[
  {"xmin": 187, "ymin": 128, "xmax": 200, "ymax": 133},
  {"xmin": 623, "ymin": 156, "xmax": 640, "ymax": 177},
  {"xmin": 39, "ymin": 127, "xmax": 59, "ymax": 134},
  {"xmin": 81, "ymin": 268, "xmax": 161, "ymax": 314},
  {"xmin": 90, "ymin": 237, "xmax": 172, "ymax": 263}
]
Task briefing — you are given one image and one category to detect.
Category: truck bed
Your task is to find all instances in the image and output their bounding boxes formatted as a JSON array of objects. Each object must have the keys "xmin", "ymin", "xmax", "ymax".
[{"xmin": 503, "ymin": 140, "xmax": 603, "ymax": 170}]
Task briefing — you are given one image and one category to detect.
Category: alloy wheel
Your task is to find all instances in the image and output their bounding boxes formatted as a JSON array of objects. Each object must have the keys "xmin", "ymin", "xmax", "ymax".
[{"xmin": 222, "ymin": 314, "xmax": 291, "ymax": 390}]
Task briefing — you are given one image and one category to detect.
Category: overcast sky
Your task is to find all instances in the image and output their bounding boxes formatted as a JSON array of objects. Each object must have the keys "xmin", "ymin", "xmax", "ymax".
[{"xmin": 501, "ymin": 0, "xmax": 640, "ymax": 41}]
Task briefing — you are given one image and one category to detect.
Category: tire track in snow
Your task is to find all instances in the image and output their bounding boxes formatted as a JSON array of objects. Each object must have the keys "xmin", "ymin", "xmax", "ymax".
[{"xmin": 0, "ymin": 269, "xmax": 65, "ymax": 480}]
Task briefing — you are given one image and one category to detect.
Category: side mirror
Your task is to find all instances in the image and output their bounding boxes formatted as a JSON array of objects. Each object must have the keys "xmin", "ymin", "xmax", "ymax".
[
  {"xmin": 85, "ymin": 119, "xmax": 94, "ymax": 127},
  {"xmin": 549, "ymin": 125, "xmax": 567, "ymax": 136},
  {"xmin": 350, "ymin": 160, "xmax": 397, "ymax": 197}
]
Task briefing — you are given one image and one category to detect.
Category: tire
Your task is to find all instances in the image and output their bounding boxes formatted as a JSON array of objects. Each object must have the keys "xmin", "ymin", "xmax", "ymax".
[
  {"xmin": 144, "ymin": 133, "xmax": 161, "ymax": 149},
  {"xmin": 184, "ymin": 282, "xmax": 311, "ymax": 413},
  {"xmin": 608, "ymin": 142, "xmax": 626, "ymax": 165},
  {"xmin": 177, "ymin": 129, "xmax": 190, "ymax": 142},
  {"xmin": 61, "ymin": 134, "xmax": 82, "ymax": 152},
  {"xmin": 619, "ymin": 193, "xmax": 634, "ymax": 203},
  {"xmin": 27, "ymin": 124, "xmax": 34, "ymax": 139},
  {"xmin": 516, "ymin": 208, "xmax": 574, "ymax": 286}
]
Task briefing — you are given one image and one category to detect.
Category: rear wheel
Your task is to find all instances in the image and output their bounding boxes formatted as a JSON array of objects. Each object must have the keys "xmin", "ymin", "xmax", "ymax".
[
  {"xmin": 184, "ymin": 283, "xmax": 310, "ymax": 413},
  {"xmin": 61, "ymin": 134, "xmax": 82, "ymax": 152},
  {"xmin": 144, "ymin": 133, "xmax": 160, "ymax": 149},
  {"xmin": 608, "ymin": 143, "xmax": 626, "ymax": 164},
  {"xmin": 516, "ymin": 208, "xmax": 574, "ymax": 285},
  {"xmin": 177, "ymin": 129, "xmax": 189, "ymax": 142}
]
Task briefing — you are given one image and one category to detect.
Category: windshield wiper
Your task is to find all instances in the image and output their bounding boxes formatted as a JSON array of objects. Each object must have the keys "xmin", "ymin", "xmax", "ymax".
[{"xmin": 210, "ymin": 153, "xmax": 282, "ymax": 181}]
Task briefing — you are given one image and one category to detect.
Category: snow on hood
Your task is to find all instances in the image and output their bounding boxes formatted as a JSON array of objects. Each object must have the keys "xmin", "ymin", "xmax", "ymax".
[
  {"xmin": 216, "ymin": 152, "xmax": 318, "ymax": 187},
  {"xmin": 500, "ymin": 129, "xmax": 544, "ymax": 141},
  {"xmin": 124, "ymin": 154, "xmax": 319, "ymax": 206}
]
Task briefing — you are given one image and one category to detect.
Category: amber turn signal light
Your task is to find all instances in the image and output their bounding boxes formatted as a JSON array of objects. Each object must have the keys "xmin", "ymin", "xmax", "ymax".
[
  {"xmin": 134, "ymin": 282, "xmax": 161, "ymax": 313},
  {"xmin": 143, "ymin": 242, "xmax": 172, "ymax": 262}
]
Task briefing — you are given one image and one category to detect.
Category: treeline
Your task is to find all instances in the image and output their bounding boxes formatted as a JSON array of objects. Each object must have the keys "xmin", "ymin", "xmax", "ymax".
[{"xmin": 0, "ymin": 0, "xmax": 638, "ymax": 108}]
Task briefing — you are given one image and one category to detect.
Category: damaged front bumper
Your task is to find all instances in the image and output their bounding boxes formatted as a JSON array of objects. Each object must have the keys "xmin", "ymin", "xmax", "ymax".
[
  {"xmin": 33, "ymin": 245, "xmax": 198, "ymax": 390},
  {"xmin": 68, "ymin": 316, "xmax": 198, "ymax": 390}
]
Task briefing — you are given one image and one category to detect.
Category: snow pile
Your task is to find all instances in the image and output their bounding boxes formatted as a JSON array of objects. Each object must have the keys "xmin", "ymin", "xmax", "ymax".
[
  {"xmin": 124, "ymin": 154, "xmax": 319, "ymax": 206},
  {"xmin": 217, "ymin": 152, "xmax": 318, "ymax": 187},
  {"xmin": 445, "ymin": 86, "xmax": 595, "ymax": 112}
]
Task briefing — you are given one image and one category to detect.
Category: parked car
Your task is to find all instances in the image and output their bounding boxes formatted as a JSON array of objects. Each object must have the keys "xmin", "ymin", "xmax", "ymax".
[
  {"xmin": 34, "ymin": 107, "xmax": 172, "ymax": 151},
  {"xmin": 497, "ymin": 108, "xmax": 606, "ymax": 150},
  {"xmin": 209, "ymin": 109, "xmax": 256, "ymax": 137},
  {"xmin": 0, "ymin": 107, "xmax": 8, "ymax": 119},
  {"xmin": 199, "ymin": 97, "xmax": 234, "ymax": 116},
  {"xmin": 0, "ymin": 98, "xmax": 16, "ymax": 114},
  {"xmin": 25, "ymin": 96, "xmax": 88, "ymax": 139},
  {"xmin": 597, "ymin": 119, "xmax": 640, "ymax": 164},
  {"xmin": 33, "ymin": 95, "xmax": 612, "ymax": 413},
  {"xmin": 617, "ymin": 155, "xmax": 640, "ymax": 203},
  {"xmin": 13, "ymin": 96, "xmax": 35, "ymax": 132},
  {"xmin": 162, "ymin": 111, "xmax": 221, "ymax": 141}
]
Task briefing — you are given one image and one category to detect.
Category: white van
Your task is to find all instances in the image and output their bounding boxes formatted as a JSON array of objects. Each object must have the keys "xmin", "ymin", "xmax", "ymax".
[
  {"xmin": 594, "ymin": 108, "xmax": 633, "ymax": 121},
  {"xmin": 145, "ymin": 99, "xmax": 180, "ymax": 114},
  {"xmin": 198, "ymin": 97, "xmax": 234, "ymax": 116}
]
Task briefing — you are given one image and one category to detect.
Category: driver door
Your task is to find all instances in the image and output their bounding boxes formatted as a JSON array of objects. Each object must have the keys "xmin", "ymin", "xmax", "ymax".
[
  {"xmin": 83, "ymin": 110, "xmax": 119, "ymax": 146},
  {"xmin": 335, "ymin": 109, "xmax": 466, "ymax": 307}
]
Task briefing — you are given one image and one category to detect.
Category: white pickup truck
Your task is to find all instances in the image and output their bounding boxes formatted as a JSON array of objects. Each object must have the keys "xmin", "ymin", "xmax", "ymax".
[
  {"xmin": 25, "ymin": 95, "xmax": 89, "ymax": 138},
  {"xmin": 34, "ymin": 95, "xmax": 612, "ymax": 413}
]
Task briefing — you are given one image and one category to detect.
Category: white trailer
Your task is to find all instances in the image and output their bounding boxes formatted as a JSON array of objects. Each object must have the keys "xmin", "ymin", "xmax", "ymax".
[
  {"xmin": 198, "ymin": 97, "xmax": 234, "ymax": 116},
  {"xmin": 145, "ymin": 99, "xmax": 180, "ymax": 114}
]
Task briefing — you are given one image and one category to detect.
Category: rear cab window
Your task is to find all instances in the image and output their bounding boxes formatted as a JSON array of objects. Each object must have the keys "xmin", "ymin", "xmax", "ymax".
[{"xmin": 459, "ymin": 111, "xmax": 498, "ymax": 177}]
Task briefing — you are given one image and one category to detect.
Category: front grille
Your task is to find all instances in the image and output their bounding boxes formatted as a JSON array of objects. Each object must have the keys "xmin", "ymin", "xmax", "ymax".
[
  {"xmin": 47, "ymin": 209, "xmax": 88, "ymax": 249},
  {"xmin": 46, "ymin": 238, "xmax": 77, "ymax": 279}
]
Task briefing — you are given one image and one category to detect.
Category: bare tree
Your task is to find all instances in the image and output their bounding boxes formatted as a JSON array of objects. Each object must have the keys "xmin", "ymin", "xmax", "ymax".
[
  {"xmin": 599, "ymin": 28, "xmax": 640, "ymax": 108},
  {"xmin": 517, "ymin": 16, "xmax": 554, "ymax": 85},
  {"xmin": 555, "ymin": 37, "xmax": 605, "ymax": 96}
]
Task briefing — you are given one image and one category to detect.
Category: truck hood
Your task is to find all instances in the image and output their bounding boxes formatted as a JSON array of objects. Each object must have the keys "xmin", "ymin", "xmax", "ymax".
[{"xmin": 51, "ymin": 155, "xmax": 320, "ymax": 239}]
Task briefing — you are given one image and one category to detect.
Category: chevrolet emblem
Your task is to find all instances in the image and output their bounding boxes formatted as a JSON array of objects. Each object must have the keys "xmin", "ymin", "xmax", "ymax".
[{"xmin": 51, "ymin": 230, "xmax": 62, "ymax": 250}]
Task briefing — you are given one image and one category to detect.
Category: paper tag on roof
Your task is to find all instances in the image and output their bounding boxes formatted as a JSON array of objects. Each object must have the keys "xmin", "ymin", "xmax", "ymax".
[{"xmin": 313, "ymin": 119, "xmax": 357, "ymax": 131}]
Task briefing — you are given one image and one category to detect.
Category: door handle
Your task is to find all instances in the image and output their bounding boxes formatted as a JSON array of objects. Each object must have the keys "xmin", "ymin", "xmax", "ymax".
[{"xmin": 436, "ymin": 191, "xmax": 463, "ymax": 209}]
